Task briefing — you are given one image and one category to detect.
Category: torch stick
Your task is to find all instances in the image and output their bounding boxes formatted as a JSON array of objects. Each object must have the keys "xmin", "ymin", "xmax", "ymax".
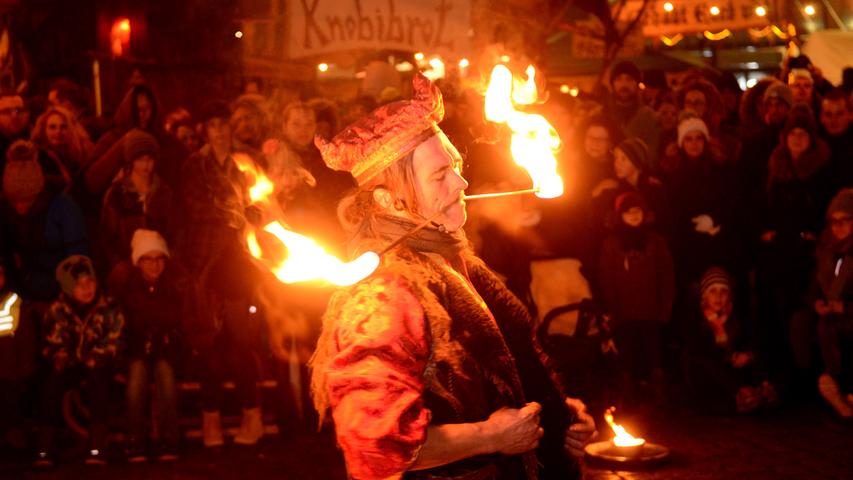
[
  {"xmin": 377, "ymin": 187, "xmax": 543, "ymax": 256},
  {"xmin": 463, "ymin": 188, "xmax": 540, "ymax": 200}
]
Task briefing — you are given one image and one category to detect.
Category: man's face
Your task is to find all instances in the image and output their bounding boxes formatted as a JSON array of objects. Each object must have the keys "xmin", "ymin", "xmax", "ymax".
[
  {"xmin": 612, "ymin": 74, "xmax": 638, "ymax": 103},
  {"xmin": 821, "ymin": 99, "xmax": 850, "ymax": 136},
  {"xmin": 283, "ymin": 108, "xmax": 317, "ymax": 149},
  {"xmin": 411, "ymin": 132, "xmax": 469, "ymax": 232},
  {"xmin": 683, "ymin": 90, "xmax": 708, "ymax": 118},
  {"xmin": 206, "ymin": 117, "xmax": 232, "ymax": 150},
  {"xmin": 231, "ymin": 106, "xmax": 261, "ymax": 145},
  {"xmin": 763, "ymin": 97, "xmax": 790, "ymax": 127},
  {"xmin": 657, "ymin": 102, "xmax": 678, "ymax": 131},
  {"xmin": 789, "ymin": 77, "xmax": 814, "ymax": 104},
  {"xmin": 0, "ymin": 95, "xmax": 26, "ymax": 137},
  {"xmin": 583, "ymin": 126, "xmax": 610, "ymax": 161},
  {"xmin": 46, "ymin": 113, "xmax": 69, "ymax": 148},
  {"xmin": 136, "ymin": 94, "xmax": 153, "ymax": 130}
]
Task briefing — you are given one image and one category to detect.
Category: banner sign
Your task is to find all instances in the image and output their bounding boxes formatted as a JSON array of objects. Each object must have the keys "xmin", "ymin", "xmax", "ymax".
[
  {"xmin": 623, "ymin": 0, "xmax": 772, "ymax": 36},
  {"xmin": 286, "ymin": 0, "xmax": 471, "ymax": 58}
]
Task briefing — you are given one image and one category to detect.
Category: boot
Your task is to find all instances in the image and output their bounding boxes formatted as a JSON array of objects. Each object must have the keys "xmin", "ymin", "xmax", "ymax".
[
  {"xmin": 818, "ymin": 374, "xmax": 853, "ymax": 418},
  {"xmin": 233, "ymin": 407, "xmax": 264, "ymax": 445},
  {"xmin": 202, "ymin": 410, "xmax": 225, "ymax": 447}
]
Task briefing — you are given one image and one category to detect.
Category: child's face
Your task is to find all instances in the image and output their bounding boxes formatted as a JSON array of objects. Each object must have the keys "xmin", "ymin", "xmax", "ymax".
[
  {"xmin": 72, "ymin": 276, "xmax": 97, "ymax": 305},
  {"xmin": 829, "ymin": 211, "xmax": 853, "ymax": 242},
  {"xmin": 138, "ymin": 253, "xmax": 167, "ymax": 283},
  {"xmin": 621, "ymin": 206, "xmax": 644, "ymax": 227},
  {"xmin": 703, "ymin": 284, "xmax": 731, "ymax": 312}
]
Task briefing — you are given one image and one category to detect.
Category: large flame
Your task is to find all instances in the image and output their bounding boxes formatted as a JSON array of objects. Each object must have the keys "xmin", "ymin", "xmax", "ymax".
[
  {"xmin": 234, "ymin": 154, "xmax": 378, "ymax": 286},
  {"xmin": 604, "ymin": 407, "xmax": 645, "ymax": 447},
  {"xmin": 484, "ymin": 64, "xmax": 564, "ymax": 199}
]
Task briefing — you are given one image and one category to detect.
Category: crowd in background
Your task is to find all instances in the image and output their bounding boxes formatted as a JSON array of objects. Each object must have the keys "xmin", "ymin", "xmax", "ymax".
[{"xmin": 0, "ymin": 54, "xmax": 852, "ymax": 469}]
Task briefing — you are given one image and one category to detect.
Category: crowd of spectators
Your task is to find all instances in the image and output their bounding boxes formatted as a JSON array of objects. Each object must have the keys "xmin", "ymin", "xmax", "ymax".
[{"xmin": 0, "ymin": 54, "xmax": 852, "ymax": 470}]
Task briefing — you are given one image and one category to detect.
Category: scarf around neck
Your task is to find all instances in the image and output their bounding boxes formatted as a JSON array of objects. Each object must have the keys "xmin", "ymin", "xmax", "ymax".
[{"xmin": 372, "ymin": 214, "xmax": 467, "ymax": 262}]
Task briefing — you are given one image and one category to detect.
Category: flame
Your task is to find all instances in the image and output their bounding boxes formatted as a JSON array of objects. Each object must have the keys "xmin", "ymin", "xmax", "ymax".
[
  {"xmin": 234, "ymin": 154, "xmax": 378, "ymax": 286},
  {"xmin": 604, "ymin": 407, "xmax": 645, "ymax": 447},
  {"xmin": 483, "ymin": 64, "xmax": 564, "ymax": 199}
]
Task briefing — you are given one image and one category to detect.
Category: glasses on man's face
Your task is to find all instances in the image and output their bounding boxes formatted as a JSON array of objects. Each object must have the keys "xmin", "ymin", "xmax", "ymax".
[
  {"xmin": 0, "ymin": 107, "xmax": 21, "ymax": 116},
  {"xmin": 829, "ymin": 216, "xmax": 853, "ymax": 227}
]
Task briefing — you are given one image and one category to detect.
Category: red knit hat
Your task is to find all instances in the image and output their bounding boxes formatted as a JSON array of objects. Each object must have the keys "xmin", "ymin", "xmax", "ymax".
[{"xmin": 315, "ymin": 73, "xmax": 444, "ymax": 185}]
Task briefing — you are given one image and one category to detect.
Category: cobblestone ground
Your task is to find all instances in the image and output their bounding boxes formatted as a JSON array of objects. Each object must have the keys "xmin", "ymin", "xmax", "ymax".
[{"xmin": 2, "ymin": 401, "xmax": 851, "ymax": 479}]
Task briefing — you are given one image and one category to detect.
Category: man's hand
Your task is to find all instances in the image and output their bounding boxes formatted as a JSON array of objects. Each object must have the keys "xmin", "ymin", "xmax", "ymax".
[
  {"xmin": 563, "ymin": 398, "xmax": 595, "ymax": 458},
  {"xmin": 483, "ymin": 402, "xmax": 543, "ymax": 455}
]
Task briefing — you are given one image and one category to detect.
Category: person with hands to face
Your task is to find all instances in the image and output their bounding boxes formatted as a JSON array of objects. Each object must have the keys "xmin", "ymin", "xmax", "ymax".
[
  {"xmin": 803, "ymin": 189, "xmax": 853, "ymax": 418},
  {"xmin": 311, "ymin": 74, "xmax": 595, "ymax": 480}
]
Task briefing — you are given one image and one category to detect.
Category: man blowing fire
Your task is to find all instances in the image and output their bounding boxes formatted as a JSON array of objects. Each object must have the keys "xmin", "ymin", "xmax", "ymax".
[{"xmin": 309, "ymin": 73, "xmax": 595, "ymax": 480}]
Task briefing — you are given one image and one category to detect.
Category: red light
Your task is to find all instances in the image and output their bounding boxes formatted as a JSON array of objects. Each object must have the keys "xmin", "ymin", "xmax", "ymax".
[{"xmin": 110, "ymin": 17, "xmax": 131, "ymax": 56}]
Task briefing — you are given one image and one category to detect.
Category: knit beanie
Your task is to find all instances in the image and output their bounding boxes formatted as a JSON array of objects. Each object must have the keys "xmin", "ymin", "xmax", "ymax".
[
  {"xmin": 615, "ymin": 137, "xmax": 649, "ymax": 172},
  {"xmin": 788, "ymin": 68, "xmax": 813, "ymax": 84},
  {"xmin": 763, "ymin": 81, "xmax": 793, "ymax": 108},
  {"xmin": 610, "ymin": 60, "xmax": 642, "ymax": 84},
  {"xmin": 2, "ymin": 140, "xmax": 45, "ymax": 203},
  {"xmin": 615, "ymin": 191, "xmax": 648, "ymax": 215},
  {"xmin": 131, "ymin": 229, "xmax": 170, "ymax": 266},
  {"xmin": 55, "ymin": 255, "xmax": 96, "ymax": 297},
  {"xmin": 677, "ymin": 116, "xmax": 710, "ymax": 147},
  {"xmin": 123, "ymin": 129, "xmax": 160, "ymax": 164},
  {"xmin": 827, "ymin": 188, "xmax": 853, "ymax": 219},
  {"xmin": 699, "ymin": 267, "xmax": 731, "ymax": 298}
]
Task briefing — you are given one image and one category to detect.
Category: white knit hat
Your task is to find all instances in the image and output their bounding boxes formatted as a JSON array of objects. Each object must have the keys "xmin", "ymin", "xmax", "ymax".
[
  {"xmin": 677, "ymin": 116, "xmax": 710, "ymax": 147},
  {"xmin": 131, "ymin": 229, "xmax": 170, "ymax": 266}
]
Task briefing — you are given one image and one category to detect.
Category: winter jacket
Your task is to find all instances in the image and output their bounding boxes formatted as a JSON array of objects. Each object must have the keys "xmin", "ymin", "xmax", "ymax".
[
  {"xmin": 43, "ymin": 294, "xmax": 124, "ymax": 370},
  {"xmin": 177, "ymin": 145, "xmax": 249, "ymax": 274},
  {"xmin": 0, "ymin": 187, "xmax": 88, "ymax": 301},
  {"xmin": 100, "ymin": 175, "xmax": 174, "ymax": 268},
  {"xmin": 611, "ymin": 99, "xmax": 661, "ymax": 170},
  {"xmin": 807, "ymin": 235, "xmax": 853, "ymax": 333},
  {"xmin": 107, "ymin": 261, "xmax": 194, "ymax": 361},
  {"xmin": 598, "ymin": 228, "xmax": 675, "ymax": 323}
]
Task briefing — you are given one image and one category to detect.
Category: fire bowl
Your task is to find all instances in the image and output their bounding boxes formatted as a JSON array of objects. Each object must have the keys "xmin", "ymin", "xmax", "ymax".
[{"xmin": 585, "ymin": 440, "xmax": 670, "ymax": 466}]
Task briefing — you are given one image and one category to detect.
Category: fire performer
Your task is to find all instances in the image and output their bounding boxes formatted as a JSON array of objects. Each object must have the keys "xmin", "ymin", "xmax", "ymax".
[{"xmin": 310, "ymin": 74, "xmax": 595, "ymax": 480}]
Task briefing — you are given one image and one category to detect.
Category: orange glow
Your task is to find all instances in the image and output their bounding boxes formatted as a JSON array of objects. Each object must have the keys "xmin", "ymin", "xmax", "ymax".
[
  {"xmin": 484, "ymin": 64, "xmax": 564, "ymax": 199},
  {"xmin": 234, "ymin": 154, "xmax": 378, "ymax": 286},
  {"xmin": 110, "ymin": 17, "xmax": 132, "ymax": 56},
  {"xmin": 604, "ymin": 407, "xmax": 645, "ymax": 447}
]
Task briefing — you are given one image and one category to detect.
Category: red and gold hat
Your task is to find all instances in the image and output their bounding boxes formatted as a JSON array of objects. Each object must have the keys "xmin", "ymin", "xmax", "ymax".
[{"xmin": 315, "ymin": 73, "xmax": 444, "ymax": 185}]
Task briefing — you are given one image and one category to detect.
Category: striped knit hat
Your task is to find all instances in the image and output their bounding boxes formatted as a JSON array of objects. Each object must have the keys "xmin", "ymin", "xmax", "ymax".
[{"xmin": 700, "ymin": 267, "xmax": 731, "ymax": 297}]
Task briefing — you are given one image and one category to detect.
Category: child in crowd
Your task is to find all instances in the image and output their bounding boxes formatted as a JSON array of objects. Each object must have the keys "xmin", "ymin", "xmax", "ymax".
[
  {"xmin": 108, "ymin": 229, "xmax": 190, "ymax": 462},
  {"xmin": 598, "ymin": 192, "xmax": 674, "ymax": 405},
  {"xmin": 686, "ymin": 267, "xmax": 776, "ymax": 413},
  {"xmin": 805, "ymin": 189, "xmax": 853, "ymax": 418},
  {"xmin": 36, "ymin": 255, "xmax": 123, "ymax": 467}
]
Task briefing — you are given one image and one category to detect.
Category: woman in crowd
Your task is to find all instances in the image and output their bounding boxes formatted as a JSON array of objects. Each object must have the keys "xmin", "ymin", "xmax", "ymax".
[
  {"xmin": 30, "ymin": 105, "xmax": 93, "ymax": 184},
  {"xmin": 758, "ymin": 105, "xmax": 833, "ymax": 390},
  {"xmin": 108, "ymin": 230, "xmax": 192, "ymax": 462},
  {"xmin": 99, "ymin": 129, "xmax": 173, "ymax": 270}
]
